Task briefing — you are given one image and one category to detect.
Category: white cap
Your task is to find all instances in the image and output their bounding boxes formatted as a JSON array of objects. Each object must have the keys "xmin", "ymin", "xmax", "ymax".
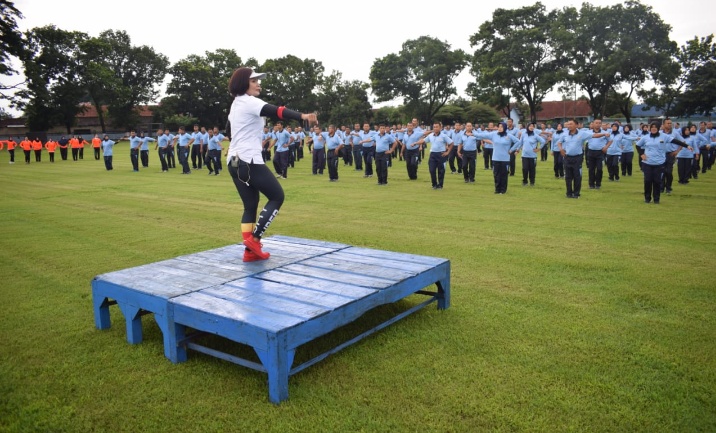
[{"xmin": 250, "ymin": 71, "xmax": 266, "ymax": 79}]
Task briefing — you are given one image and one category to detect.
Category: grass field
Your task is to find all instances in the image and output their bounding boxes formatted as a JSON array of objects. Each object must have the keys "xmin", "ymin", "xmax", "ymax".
[{"xmin": 1, "ymin": 144, "xmax": 715, "ymax": 433}]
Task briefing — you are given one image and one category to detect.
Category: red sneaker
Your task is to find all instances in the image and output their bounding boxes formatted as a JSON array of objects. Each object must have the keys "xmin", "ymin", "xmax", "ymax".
[
  {"xmin": 242, "ymin": 234, "xmax": 270, "ymax": 260},
  {"xmin": 243, "ymin": 248, "xmax": 269, "ymax": 262}
]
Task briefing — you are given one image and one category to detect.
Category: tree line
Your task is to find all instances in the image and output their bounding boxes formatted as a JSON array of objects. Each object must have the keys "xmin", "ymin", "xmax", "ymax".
[{"xmin": 1, "ymin": 0, "xmax": 714, "ymax": 133}]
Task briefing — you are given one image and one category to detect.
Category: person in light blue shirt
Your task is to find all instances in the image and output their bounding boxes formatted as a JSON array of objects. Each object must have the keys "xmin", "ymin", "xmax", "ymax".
[
  {"xmin": 457, "ymin": 122, "xmax": 480, "ymax": 183},
  {"xmin": 324, "ymin": 125, "xmax": 344, "ymax": 181},
  {"xmin": 693, "ymin": 122, "xmax": 710, "ymax": 177},
  {"xmin": 139, "ymin": 132, "xmax": 155, "ymax": 168},
  {"xmin": 200, "ymin": 127, "xmax": 210, "ymax": 168},
  {"xmin": 549, "ymin": 123, "xmax": 565, "ymax": 178},
  {"xmin": 401, "ymin": 123, "xmax": 424, "ymax": 180},
  {"xmin": 584, "ymin": 119, "xmax": 612, "ymax": 189},
  {"xmin": 506, "ymin": 119, "xmax": 520, "ymax": 176},
  {"xmin": 308, "ymin": 125, "xmax": 326, "ymax": 175},
  {"xmin": 101, "ymin": 135, "xmax": 115, "ymax": 171},
  {"xmin": 172, "ymin": 126, "xmax": 195, "ymax": 174},
  {"xmin": 271, "ymin": 122, "xmax": 291, "ymax": 179},
  {"xmin": 349, "ymin": 123, "xmax": 363, "ymax": 172},
  {"xmin": 676, "ymin": 126, "xmax": 698, "ymax": 184},
  {"xmin": 449, "ymin": 123, "xmax": 464, "ymax": 175},
  {"xmin": 424, "ymin": 122, "xmax": 454, "ymax": 189},
  {"xmin": 554, "ymin": 119, "xmax": 609, "ymax": 198},
  {"xmin": 510, "ymin": 123, "xmax": 545, "ymax": 186},
  {"xmin": 155, "ymin": 129, "xmax": 170, "ymax": 172},
  {"xmin": 261, "ymin": 126, "xmax": 273, "ymax": 162},
  {"xmin": 605, "ymin": 123, "xmax": 623, "ymax": 182},
  {"xmin": 618, "ymin": 124, "xmax": 638, "ymax": 177},
  {"xmin": 540, "ymin": 123, "xmax": 553, "ymax": 161},
  {"xmin": 471, "ymin": 122, "xmax": 520, "ymax": 194},
  {"xmin": 128, "ymin": 130, "xmax": 142, "ymax": 172},
  {"xmin": 190, "ymin": 124, "xmax": 203, "ymax": 170},
  {"xmin": 635, "ymin": 122, "xmax": 691, "ymax": 204},
  {"xmin": 164, "ymin": 129, "xmax": 176, "ymax": 169},
  {"xmin": 374, "ymin": 124, "xmax": 397, "ymax": 185},
  {"xmin": 357, "ymin": 123, "xmax": 376, "ymax": 177},
  {"xmin": 208, "ymin": 126, "xmax": 226, "ymax": 175},
  {"xmin": 481, "ymin": 122, "xmax": 495, "ymax": 170}
]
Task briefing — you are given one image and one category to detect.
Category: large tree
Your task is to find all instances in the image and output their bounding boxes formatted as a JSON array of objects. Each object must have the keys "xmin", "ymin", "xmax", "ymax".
[
  {"xmin": 639, "ymin": 35, "xmax": 716, "ymax": 118},
  {"xmin": 555, "ymin": 1, "xmax": 675, "ymax": 120},
  {"xmin": 167, "ymin": 49, "xmax": 245, "ymax": 128},
  {"xmin": 259, "ymin": 55, "xmax": 323, "ymax": 114},
  {"xmin": 16, "ymin": 25, "xmax": 87, "ymax": 132},
  {"xmin": 370, "ymin": 36, "xmax": 467, "ymax": 123},
  {"xmin": 469, "ymin": 2, "xmax": 564, "ymax": 123},
  {"xmin": 94, "ymin": 30, "xmax": 168, "ymax": 130},
  {"xmin": 316, "ymin": 71, "xmax": 372, "ymax": 126},
  {"xmin": 0, "ymin": 0, "xmax": 25, "ymax": 101}
]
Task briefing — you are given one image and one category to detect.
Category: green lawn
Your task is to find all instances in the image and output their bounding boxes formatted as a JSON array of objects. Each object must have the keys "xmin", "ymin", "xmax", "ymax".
[{"xmin": 1, "ymin": 145, "xmax": 714, "ymax": 432}]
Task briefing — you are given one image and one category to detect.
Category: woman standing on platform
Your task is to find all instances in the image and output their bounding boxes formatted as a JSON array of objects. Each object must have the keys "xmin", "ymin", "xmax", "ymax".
[{"xmin": 226, "ymin": 67, "xmax": 317, "ymax": 262}]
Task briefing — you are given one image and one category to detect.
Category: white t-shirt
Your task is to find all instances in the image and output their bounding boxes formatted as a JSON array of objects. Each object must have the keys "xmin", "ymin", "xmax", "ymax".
[{"xmin": 226, "ymin": 94, "xmax": 266, "ymax": 164}]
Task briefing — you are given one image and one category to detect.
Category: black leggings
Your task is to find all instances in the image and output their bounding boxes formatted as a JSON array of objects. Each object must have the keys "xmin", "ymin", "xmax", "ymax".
[{"xmin": 228, "ymin": 159, "xmax": 284, "ymax": 238}]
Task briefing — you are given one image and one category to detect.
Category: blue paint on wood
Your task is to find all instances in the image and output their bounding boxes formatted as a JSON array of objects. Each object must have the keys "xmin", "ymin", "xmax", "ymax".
[{"xmin": 91, "ymin": 236, "xmax": 450, "ymax": 404}]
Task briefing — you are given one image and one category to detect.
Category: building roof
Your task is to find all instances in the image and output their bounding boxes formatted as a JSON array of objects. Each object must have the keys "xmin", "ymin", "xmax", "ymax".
[{"xmin": 535, "ymin": 100, "xmax": 592, "ymax": 120}]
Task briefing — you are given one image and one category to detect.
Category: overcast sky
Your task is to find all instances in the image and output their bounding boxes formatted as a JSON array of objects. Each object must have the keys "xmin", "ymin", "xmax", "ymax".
[{"xmin": 4, "ymin": 0, "xmax": 715, "ymax": 116}]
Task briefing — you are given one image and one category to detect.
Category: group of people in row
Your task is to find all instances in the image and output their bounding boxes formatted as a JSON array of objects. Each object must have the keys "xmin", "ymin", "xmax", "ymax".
[{"xmin": 0, "ymin": 135, "xmax": 100, "ymax": 163}]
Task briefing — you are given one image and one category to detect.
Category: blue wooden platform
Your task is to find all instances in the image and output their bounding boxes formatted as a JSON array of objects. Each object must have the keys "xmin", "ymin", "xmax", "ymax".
[{"xmin": 92, "ymin": 235, "xmax": 450, "ymax": 403}]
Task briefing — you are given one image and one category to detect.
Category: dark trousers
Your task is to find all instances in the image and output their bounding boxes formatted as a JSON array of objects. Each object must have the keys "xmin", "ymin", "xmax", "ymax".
[
  {"xmin": 140, "ymin": 150, "xmax": 149, "ymax": 167},
  {"xmin": 130, "ymin": 148, "xmax": 139, "ymax": 171},
  {"xmin": 606, "ymin": 155, "xmax": 620, "ymax": 180},
  {"xmin": 72, "ymin": 148, "xmax": 79, "ymax": 161},
  {"xmin": 191, "ymin": 145, "xmax": 202, "ymax": 169},
  {"xmin": 448, "ymin": 146, "xmax": 461, "ymax": 173},
  {"xmin": 24, "ymin": 150, "xmax": 31, "ymax": 163},
  {"xmin": 405, "ymin": 149, "xmax": 419, "ymax": 180},
  {"xmin": 327, "ymin": 150, "xmax": 340, "ymax": 180},
  {"xmin": 275, "ymin": 151, "xmax": 289, "ymax": 177},
  {"xmin": 297, "ymin": 144, "xmax": 304, "ymax": 161},
  {"xmin": 201, "ymin": 146, "xmax": 208, "ymax": 167},
  {"xmin": 462, "ymin": 150, "xmax": 477, "ymax": 182},
  {"xmin": 564, "ymin": 154, "xmax": 583, "ymax": 197},
  {"xmin": 204, "ymin": 149, "xmax": 214, "ymax": 173},
  {"xmin": 375, "ymin": 151, "xmax": 390, "ymax": 184},
  {"xmin": 636, "ymin": 146, "xmax": 645, "ymax": 170},
  {"xmin": 663, "ymin": 154, "xmax": 676, "ymax": 191},
  {"xmin": 677, "ymin": 158, "xmax": 692, "ymax": 183},
  {"xmin": 522, "ymin": 157, "xmax": 536, "ymax": 185},
  {"xmin": 509, "ymin": 152, "xmax": 516, "ymax": 175},
  {"xmin": 586, "ymin": 150, "xmax": 604, "ymax": 187},
  {"xmin": 621, "ymin": 152, "xmax": 634, "ymax": 176},
  {"xmin": 104, "ymin": 156, "xmax": 113, "ymax": 170},
  {"xmin": 158, "ymin": 148, "xmax": 168, "ymax": 171},
  {"xmin": 553, "ymin": 151, "xmax": 564, "ymax": 177},
  {"xmin": 362, "ymin": 147, "xmax": 375, "ymax": 176},
  {"xmin": 429, "ymin": 152, "xmax": 447, "ymax": 188},
  {"xmin": 692, "ymin": 154, "xmax": 702, "ymax": 178},
  {"xmin": 8, "ymin": 149, "xmax": 14, "ymax": 163},
  {"xmin": 643, "ymin": 163, "xmax": 664, "ymax": 202},
  {"xmin": 342, "ymin": 146, "xmax": 353, "ymax": 166},
  {"xmin": 60, "ymin": 147, "xmax": 68, "ymax": 160},
  {"xmin": 289, "ymin": 144, "xmax": 297, "ymax": 167},
  {"xmin": 48, "ymin": 152, "xmax": 54, "ymax": 162},
  {"xmin": 353, "ymin": 147, "xmax": 363, "ymax": 170},
  {"xmin": 34, "ymin": 149, "xmax": 41, "ymax": 162},
  {"xmin": 167, "ymin": 147, "xmax": 176, "ymax": 168},
  {"xmin": 709, "ymin": 147, "xmax": 716, "ymax": 169},
  {"xmin": 94, "ymin": 147, "xmax": 100, "ymax": 160},
  {"xmin": 228, "ymin": 158, "xmax": 285, "ymax": 239},
  {"xmin": 179, "ymin": 147, "xmax": 190, "ymax": 173},
  {"xmin": 493, "ymin": 160, "xmax": 509, "ymax": 193},
  {"xmin": 483, "ymin": 147, "xmax": 493, "ymax": 169},
  {"xmin": 540, "ymin": 145, "xmax": 549, "ymax": 161},
  {"xmin": 262, "ymin": 145, "xmax": 271, "ymax": 162},
  {"xmin": 79, "ymin": 147, "xmax": 84, "ymax": 159},
  {"xmin": 312, "ymin": 148, "xmax": 325, "ymax": 174}
]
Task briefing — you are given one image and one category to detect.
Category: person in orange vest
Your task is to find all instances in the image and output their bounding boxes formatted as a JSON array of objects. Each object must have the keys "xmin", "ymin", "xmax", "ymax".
[
  {"xmin": 32, "ymin": 137, "xmax": 43, "ymax": 162},
  {"xmin": 58, "ymin": 136, "xmax": 69, "ymax": 160},
  {"xmin": 70, "ymin": 135, "xmax": 81, "ymax": 161},
  {"xmin": 19, "ymin": 136, "xmax": 32, "ymax": 164},
  {"xmin": 1, "ymin": 137, "xmax": 18, "ymax": 164},
  {"xmin": 45, "ymin": 138, "xmax": 58, "ymax": 162},
  {"xmin": 91, "ymin": 134, "xmax": 102, "ymax": 160},
  {"xmin": 78, "ymin": 136, "xmax": 89, "ymax": 160}
]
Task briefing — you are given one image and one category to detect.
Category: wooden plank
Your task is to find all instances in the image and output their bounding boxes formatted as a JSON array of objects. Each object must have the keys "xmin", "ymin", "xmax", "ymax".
[
  {"xmin": 223, "ymin": 277, "xmax": 366, "ymax": 310},
  {"xmin": 265, "ymin": 235, "xmax": 350, "ymax": 250},
  {"xmin": 341, "ymin": 246, "xmax": 447, "ymax": 266},
  {"xmin": 172, "ymin": 292, "xmax": 305, "ymax": 333},
  {"xmin": 302, "ymin": 256, "xmax": 418, "ymax": 281},
  {"xmin": 315, "ymin": 251, "xmax": 437, "ymax": 273},
  {"xmin": 255, "ymin": 270, "xmax": 377, "ymax": 299},
  {"xmin": 278, "ymin": 263, "xmax": 396, "ymax": 289},
  {"xmin": 201, "ymin": 285, "xmax": 331, "ymax": 319}
]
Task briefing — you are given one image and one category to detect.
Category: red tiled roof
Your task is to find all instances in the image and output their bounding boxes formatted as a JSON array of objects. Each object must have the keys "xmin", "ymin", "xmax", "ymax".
[{"xmin": 535, "ymin": 100, "xmax": 592, "ymax": 120}]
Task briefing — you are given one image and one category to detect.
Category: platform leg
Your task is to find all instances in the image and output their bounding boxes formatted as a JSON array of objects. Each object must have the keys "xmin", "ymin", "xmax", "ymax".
[
  {"xmin": 117, "ymin": 303, "xmax": 143, "ymax": 344},
  {"xmin": 93, "ymin": 294, "xmax": 112, "ymax": 330},
  {"xmin": 255, "ymin": 335, "xmax": 295, "ymax": 404},
  {"xmin": 436, "ymin": 278, "xmax": 451, "ymax": 310},
  {"xmin": 166, "ymin": 321, "xmax": 187, "ymax": 363}
]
